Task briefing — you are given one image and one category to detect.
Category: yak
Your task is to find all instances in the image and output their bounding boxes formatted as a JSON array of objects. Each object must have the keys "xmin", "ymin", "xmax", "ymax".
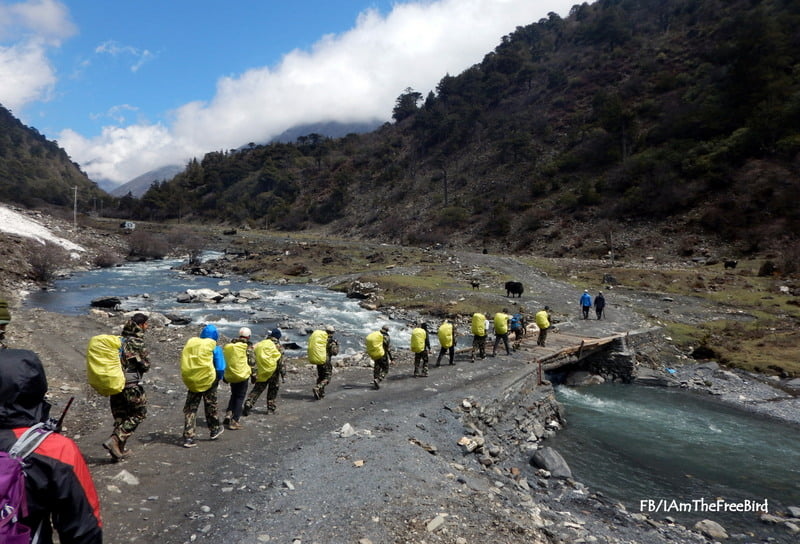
[{"xmin": 505, "ymin": 281, "xmax": 524, "ymax": 298}]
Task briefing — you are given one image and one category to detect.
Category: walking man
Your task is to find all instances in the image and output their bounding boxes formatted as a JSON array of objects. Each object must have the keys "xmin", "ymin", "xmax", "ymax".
[
  {"xmin": 222, "ymin": 327, "xmax": 255, "ymax": 430},
  {"xmin": 103, "ymin": 312, "xmax": 150, "ymax": 461},
  {"xmin": 180, "ymin": 324, "xmax": 226, "ymax": 448},
  {"xmin": 435, "ymin": 319, "xmax": 456, "ymax": 366},
  {"xmin": 580, "ymin": 290, "xmax": 593, "ymax": 319},
  {"xmin": 492, "ymin": 309, "xmax": 511, "ymax": 356},
  {"xmin": 470, "ymin": 312, "xmax": 487, "ymax": 362},
  {"xmin": 535, "ymin": 306, "xmax": 551, "ymax": 347},
  {"xmin": 244, "ymin": 328, "xmax": 284, "ymax": 415},
  {"xmin": 410, "ymin": 323, "xmax": 430, "ymax": 377},
  {"xmin": 367, "ymin": 325, "xmax": 393, "ymax": 389},
  {"xmin": 594, "ymin": 292, "xmax": 606, "ymax": 319},
  {"xmin": 309, "ymin": 325, "xmax": 338, "ymax": 399}
]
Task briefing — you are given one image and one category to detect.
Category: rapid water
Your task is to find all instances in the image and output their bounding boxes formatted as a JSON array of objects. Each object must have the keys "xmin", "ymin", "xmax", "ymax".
[
  {"xmin": 549, "ymin": 383, "xmax": 800, "ymax": 539},
  {"xmin": 23, "ymin": 256, "xmax": 410, "ymax": 355}
]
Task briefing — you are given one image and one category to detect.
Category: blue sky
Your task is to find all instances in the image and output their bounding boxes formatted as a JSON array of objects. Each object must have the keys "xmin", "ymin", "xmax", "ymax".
[{"xmin": 0, "ymin": 0, "xmax": 579, "ymax": 186}]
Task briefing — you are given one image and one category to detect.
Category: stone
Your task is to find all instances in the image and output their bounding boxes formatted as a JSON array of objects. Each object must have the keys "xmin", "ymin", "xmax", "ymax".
[
  {"xmin": 787, "ymin": 505, "xmax": 800, "ymax": 518},
  {"xmin": 339, "ymin": 423, "xmax": 356, "ymax": 438},
  {"xmin": 426, "ymin": 515, "xmax": 445, "ymax": 532},
  {"xmin": 632, "ymin": 367, "xmax": 680, "ymax": 387},
  {"xmin": 530, "ymin": 447, "xmax": 572, "ymax": 479},
  {"xmin": 693, "ymin": 519, "xmax": 728, "ymax": 539}
]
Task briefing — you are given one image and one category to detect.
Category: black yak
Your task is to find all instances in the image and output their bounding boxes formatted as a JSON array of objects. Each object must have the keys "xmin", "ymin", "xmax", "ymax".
[{"xmin": 505, "ymin": 281, "xmax": 524, "ymax": 297}]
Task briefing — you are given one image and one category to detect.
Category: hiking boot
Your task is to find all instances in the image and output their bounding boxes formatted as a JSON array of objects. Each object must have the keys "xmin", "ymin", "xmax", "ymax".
[
  {"xmin": 373, "ymin": 379, "xmax": 380, "ymax": 390},
  {"xmin": 242, "ymin": 405, "xmax": 251, "ymax": 417},
  {"xmin": 421, "ymin": 372, "xmax": 428, "ymax": 377},
  {"xmin": 102, "ymin": 436, "xmax": 124, "ymax": 460},
  {"xmin": 312, "ymin": 386, "xmax": 321, "ymax": 400},
  {"xmin": 209, "ymin": 427, "xmax": 224, "ymax": 440},
  {"xmin": 183, "ymin": 437, "xmax": 197, "ymax": 448},
  {"xmin": 228, "ymin": 420, "xmax": 243, "ymax": 430},
  {"xmin": 267, "ymin": 402, "xmax": 276, "ymax": 413},
  {"xmin": 222, "ymin": 411, "xmax": 232, "ymax": 426}
]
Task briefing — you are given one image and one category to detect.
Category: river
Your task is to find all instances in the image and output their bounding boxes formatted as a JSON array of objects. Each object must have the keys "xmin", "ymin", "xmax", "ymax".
[
  {"xmin": 23, "ymin": 255, "xmax": 411, "ymax": 355},
  {"xmin": 549, "ymin": 383, "xmax": 800, "ymax": 540}
]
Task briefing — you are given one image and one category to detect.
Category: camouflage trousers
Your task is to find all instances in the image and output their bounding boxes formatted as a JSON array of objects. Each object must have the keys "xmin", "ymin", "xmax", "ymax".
[
  {"xmin": 244, "ymin": 371, "xmax": 280, "ymax": 412},
  {"xmin": 471, "ymin": 335, "xmax": 486, "ymax": 361},
  {"xmin": 413, "ymin": 351, "xmax": 429, "ymax": 376},
  {"xmin": 316, "ymin": 361, "xmax": 333, "ymax": 393},
  {"xmin": 109, "ymin": 385, "xmax": 147, "ymax": 446},
  {"xmin": 182, "ymin": 381, "xmax": 221, "ymax": 439},
  {"xmin": 373, "ymin": 355, "xmax": 390, "ymax": 383}
]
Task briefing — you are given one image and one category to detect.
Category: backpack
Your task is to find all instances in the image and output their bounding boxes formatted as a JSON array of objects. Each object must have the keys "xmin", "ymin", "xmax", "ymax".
[
  {"xmin": 410, "ymin": 328, "xmax": 427, "ymax": 354},
  {"xmin": 222, "ymin": 342, "xmax": 251, "ymax": 384},
  {"xmin": 180, "ymin": 337, "xmax": 217, "ymax": 393},
  {"xmin": 307, "ymin": 330, "xmax": 328, "ymax": 365},
  {"xmin": 365, "ymin": 331, "xmax": 385, "ymax": 360},
  {"xmin": 253, "ymin": 339, "xmax": 281, "ymax": 382},
  {"xmin": 86, "ymin": 334, "xmax": 125, "ymax": 396},
  {"xmin": 437, "ymin": 322, "xmax": 454, "ymax": 349},
  {"xmin": 471, "ymin": 313, "xmax": 486, "ymax": 336},
  {"xmin": 0, "ymin": 423, "xmax": 52, "ymax": 544}
]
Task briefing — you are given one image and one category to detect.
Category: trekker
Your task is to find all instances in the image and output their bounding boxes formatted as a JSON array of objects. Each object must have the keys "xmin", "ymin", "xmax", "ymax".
[
  {"xmin": 222, "ymin": 327, "xmax": 256, "ymax": 430},
  {"xmin": 435, "ymin": 319, "xmax": 456, "ymax": 366},
  {"xmin": 309, "ymin": 325, "xmax": 338, "ymax": 399},
  {"xmin": 243, "ymin": 328, "xmax": 285, "ymax": 415},
  {"xmin": 594, "ymin": 292, "xmax": 606, "ymax": 320},
  {"xmin": 492, "ymin": 309, "xmax": 511, "ymax": 356},
  {"xmin": 180, "ymin": 324, "xmax": 226, "ymax": 448},
  {"xmin": 410, "ymin": 323, "xmax": 430, "ymax": 377},
  {"xmin": 535, "ymin": 306, "xmax": 551, "ymax": 347},
  {"xmin": 103, "ymin": 312, "xmax": 150, "ymax": 461},
  {"xmin": 580, "ymin": 290, "xmax": 593, "ymax": 320},
  {"xmin": 470, "ymin": 312, "xmax": 488, "ymax": 362},
  {"xmin": 0, "ymin": 301, "xmax": 103, "ymax": 543},
  {"xmin": 367, "ymin": 325, "xmax": 393, "ymax": 389}
]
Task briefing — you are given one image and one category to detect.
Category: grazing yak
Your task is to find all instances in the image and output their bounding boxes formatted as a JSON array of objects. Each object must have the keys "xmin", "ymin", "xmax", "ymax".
[
  {"xmin": 505, "ymin": 281, "xmax": 524, "ymax": 298},
  {"xmin": 724, "ymin": 260, "xmax": 738, "ymax": 269}
]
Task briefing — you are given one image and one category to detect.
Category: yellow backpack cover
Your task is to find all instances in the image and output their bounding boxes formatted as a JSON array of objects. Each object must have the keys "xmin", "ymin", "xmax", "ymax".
[
  {"xmin": 86, "ymin": 334, "xmax": 125, "ymax": 396},
  {"xmin": 308, "ymin": 330, "xmax": 328, "ymax": 365},
  {"xmin": 471, "ymin": 313, "xmax": 486, "ymax": 336},
  {"xmin": 437, "ymin": 322, "xmax": 454, "ymax": 348},
  {"xmin": 410, "ymin": 328, "xmax": 427, "ymax": 353},
  {"xmin": 365, "ymin": 331, "xmax": 385, "ymax": 360},
  {"xmin": 535, "ymin": 310, "xmax": 550, "ymax": 329},
  {"xmin": 254, "ymin": 339, "xmax": 281, "ymax": 382},
  {"xmin": 180, "ymin": 337, "xmax": 217, "ymax": 393},
  {"xmin": 223, "ymin": 342, "xmax": 251, "ymax": 384},
  {"xmin": 494, "ymin": 313, "xmax": 509, "ymax": 334}
]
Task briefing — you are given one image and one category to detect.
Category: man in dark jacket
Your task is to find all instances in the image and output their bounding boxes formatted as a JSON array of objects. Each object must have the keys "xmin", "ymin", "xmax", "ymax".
[{"xmin": 0, "ymin": 340, "xmax": 103, "ymax": 543}]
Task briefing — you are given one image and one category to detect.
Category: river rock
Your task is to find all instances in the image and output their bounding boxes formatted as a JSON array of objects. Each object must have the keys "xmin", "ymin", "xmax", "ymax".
[
  {"xmin": 565, "ymin": 370, "xmax": 604, "ymax": 386},
  {"xmin": 694, "ymin": 519, "xmax": 728, "ymax": 539},
  {"xmin": 530, "ymin": 447, "xmax": 572, "ymax": 479},
  {"xmin": 632, "ymin": 367, "xmax": 680, "ymax": 387},
  {"xmin": 787, "ymin": 505, "xmax": 800, "ymax": 518},
  {"xmin": 237, "ymin": 289, "xmax": 261, "ymax": 300},
  {"xmin": 785, "ymin": 378, "xmax": 800, "ymax": 390},
  {"xmin": 90, "ymin": 296, "xmax": 121, "ymax": 309}
]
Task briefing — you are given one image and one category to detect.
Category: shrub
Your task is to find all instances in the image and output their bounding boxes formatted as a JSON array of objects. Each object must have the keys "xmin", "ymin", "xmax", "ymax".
[
  {"xmin": 94, "ymin": 251, "xmax": 121, "ymax": 268},
  {"xmin": 127, "ymin": 230, "xmax": 169, "ymax": 259},
  {"xmin": 28, "ymin": 242, "xmax": 68, "ymax": 283}
]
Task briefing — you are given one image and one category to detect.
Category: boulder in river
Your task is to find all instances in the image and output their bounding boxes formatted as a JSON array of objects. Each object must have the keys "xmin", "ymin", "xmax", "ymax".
[{"xmin": 530, "ymin": 446, "xmax": 572, "ymax": 479}]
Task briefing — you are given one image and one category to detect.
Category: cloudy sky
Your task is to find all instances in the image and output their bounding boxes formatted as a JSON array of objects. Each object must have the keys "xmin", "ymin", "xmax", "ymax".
[{"xmin": 0, "ymin": 0, "xmax": 579, "ymax": 187}]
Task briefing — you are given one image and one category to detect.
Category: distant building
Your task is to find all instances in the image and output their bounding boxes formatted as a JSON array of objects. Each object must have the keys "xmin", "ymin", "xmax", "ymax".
[{"xmin": 120, "ymin": 221, "xmax": 136, "ymax": 231}]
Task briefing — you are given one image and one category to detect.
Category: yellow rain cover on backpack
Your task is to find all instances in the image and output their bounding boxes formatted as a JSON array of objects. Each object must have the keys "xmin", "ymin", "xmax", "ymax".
[
  {"xmin": 180, "ymin": 337, "xmax": 217, "ymax": 393},
  {"xmin": 365, "ymin": 331, "xmax": 385, "ymax": 360},
  {"xmin": 535, "ymin": 310, "xmax": 550, "ymax": 330},
  {"xmin": 437, "ymin": 322, "xmax": 454, "ymax": 348},
  {"xmin": 494, "ymin": 313, "xmax": 510, "ymax": 334},
  {"xmin": 307, "ymin": 330, "xmax": 328, "ymax": 365},
  {"xmin": 410, "ymin": 328, "xmax": 426, "ymax": 354},
  {"xmin": 223, "ymin": 342, "xmax": 251, "ymax": 384},
  {"xmin": 471, "ymin": 313, "xmax": 486, "ymax": 336},
  {"xmin": 254, "ymin": 339, "xmax": 281, "ymax": 382},
  {"xmin": 86, "ymin": 334, "xmax": 125, "ymax": 396}
]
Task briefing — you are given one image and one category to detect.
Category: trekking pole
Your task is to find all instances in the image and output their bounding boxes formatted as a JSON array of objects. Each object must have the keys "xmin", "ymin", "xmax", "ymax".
[{"xmin": 45, "ymin": 396, "xmax": 74, "ymax": 432}]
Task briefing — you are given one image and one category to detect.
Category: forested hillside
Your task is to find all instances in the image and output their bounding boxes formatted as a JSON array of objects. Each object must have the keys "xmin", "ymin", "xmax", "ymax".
[{"xmin": 0, "ymin": 106, "xmax": 108, "ymax": 210}]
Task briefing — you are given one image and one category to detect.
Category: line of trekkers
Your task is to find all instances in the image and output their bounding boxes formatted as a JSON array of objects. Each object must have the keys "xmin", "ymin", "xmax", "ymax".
[{"xmin": 86, "ymin": 304, "xmax": 553, "ymax": 458}]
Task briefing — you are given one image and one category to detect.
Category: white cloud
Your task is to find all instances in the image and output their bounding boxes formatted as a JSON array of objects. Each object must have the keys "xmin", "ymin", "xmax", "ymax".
[
  {"xmin": 12, "ymin": 0, "xmax": 580, "ymax": 185},
  {"xmin": 0, "ymin": 0, "xmax": 73, "ymax": 111},
  {"xmin": 95, "ymin": 40, "xmax": 155, "ymax": 72}
]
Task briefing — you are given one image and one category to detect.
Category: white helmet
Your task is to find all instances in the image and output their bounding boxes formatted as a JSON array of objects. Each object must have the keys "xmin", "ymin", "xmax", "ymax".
[{"xmin": 238, "ymin": 327, "xmax": 252, "ymax": 338}]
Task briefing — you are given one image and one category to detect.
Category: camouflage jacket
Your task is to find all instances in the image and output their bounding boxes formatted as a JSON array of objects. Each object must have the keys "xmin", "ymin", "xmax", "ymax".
[{"xmin": 120, "ymin": 320, "xmax": 150, "ymax": 376}]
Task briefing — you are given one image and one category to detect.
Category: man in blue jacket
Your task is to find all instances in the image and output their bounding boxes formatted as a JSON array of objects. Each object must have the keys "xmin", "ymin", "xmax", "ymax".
[
  {"xmin": 182, "ymin": 324, "xmax": 226, "ymax": 448},
  {"xmin": 580, "ymin": 290, "xmax": 593, "ymax": 320}
]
